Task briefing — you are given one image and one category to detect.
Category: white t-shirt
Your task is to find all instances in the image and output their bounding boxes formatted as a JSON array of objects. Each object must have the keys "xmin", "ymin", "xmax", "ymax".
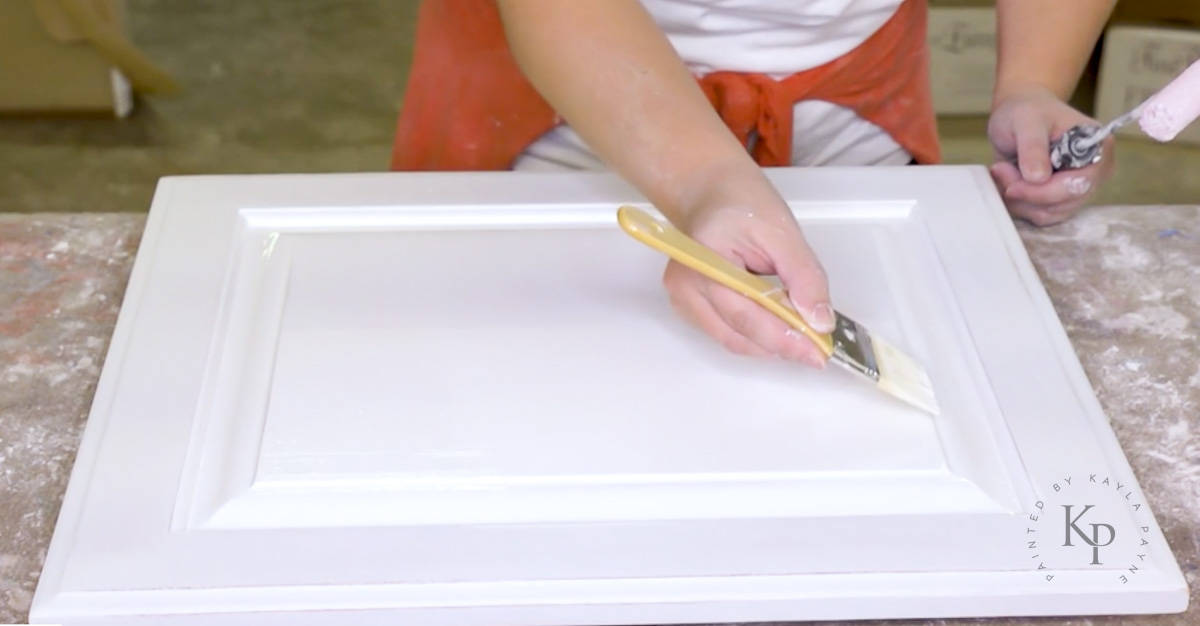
[
  {"xmin": 513, "ymin": 0, "xmax": 912, "ymax": 172},
  {"xmin": 642, "ymin": 0, "xmax": 905, "ymax": 77}
]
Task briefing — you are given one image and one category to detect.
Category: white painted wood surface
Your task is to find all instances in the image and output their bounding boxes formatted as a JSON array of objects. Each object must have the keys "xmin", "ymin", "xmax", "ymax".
[{"xmin": 31, "ymin": 167, "xmax": 1188, "ymax": 624}]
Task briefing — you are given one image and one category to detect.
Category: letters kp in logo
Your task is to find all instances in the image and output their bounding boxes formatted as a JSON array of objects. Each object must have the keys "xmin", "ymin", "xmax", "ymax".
[
  {"xmin": 1061, "ymin": 504, "xmax": 1115, "ymax": 565},
  {"xmin": 1025, "ymin": 473, "xmax": 1153, "ymax": 584}
]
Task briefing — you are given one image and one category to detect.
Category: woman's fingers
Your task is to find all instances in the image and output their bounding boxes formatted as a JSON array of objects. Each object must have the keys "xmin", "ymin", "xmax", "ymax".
[
  {"xmin": 754, "ymin": 223, "xmax": 835, "ymax": 335},
  {"xmin": 660, "ymin": 188, "xmax": 834, "ymax": 368},
  {"xmin": 1002, "ymin": 167, "xmax": 1099, "ymax": 204},
  {"xmin": 704, "ymin": 279, "xmax": 827, "ymax": 367},
  {"xmin": 1012, "ymin": 112, "xmax": 1054, "ymax": 184},
  {"xmin": 663, "ymin": 260, "xmax": 826, "ymax": 367},
  {"xmin": 987, "ymin": 86, "xmax": 1115, "ymax": 226},
  {"xmin": 1006, "ymin": 199, "xmax": 1086, "ymax": 226},
  {"xmin": 989, "ymin": 134, "xmax": 1113, "ymax": 225},
  {"xmin": 663, "ymin": 262, "xmax": 771, "ymax": 358},
  {"xmin": 989, "ymin": 159, "xmax": 1024, "ymax": 191}
]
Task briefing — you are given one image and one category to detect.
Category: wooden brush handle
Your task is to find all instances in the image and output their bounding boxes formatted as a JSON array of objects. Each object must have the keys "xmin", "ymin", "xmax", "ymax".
[{"xmin": 616, "ymin": 206, "xmax": 834, "ymax": 356}]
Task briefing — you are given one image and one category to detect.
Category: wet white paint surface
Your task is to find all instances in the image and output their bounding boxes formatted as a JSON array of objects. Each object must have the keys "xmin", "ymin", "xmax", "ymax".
[{"xmin": 1, "ymin": 208, "xmax": 1197, "ymax": 624}]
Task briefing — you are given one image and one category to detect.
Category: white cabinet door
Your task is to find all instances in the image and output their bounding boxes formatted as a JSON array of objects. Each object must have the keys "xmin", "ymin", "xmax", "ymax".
[{"xmin": 31, "ymin": 167, "xmax": 1188, "ymax": 624}]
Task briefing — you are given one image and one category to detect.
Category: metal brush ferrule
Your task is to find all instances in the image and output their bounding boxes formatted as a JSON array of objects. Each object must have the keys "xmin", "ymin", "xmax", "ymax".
[{"xmin": 829, "ymin": 312, "xmax": 879, "ymax": 382}]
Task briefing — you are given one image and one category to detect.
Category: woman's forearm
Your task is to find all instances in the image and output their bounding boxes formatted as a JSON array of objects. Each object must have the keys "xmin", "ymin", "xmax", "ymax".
[
  {"xmin": 496, "ymin": 0, "xmax": 760, "ymax": 223},
  {"xmin": 994, "ymin": 0, "xmax": 1116, "ymax": 103}
]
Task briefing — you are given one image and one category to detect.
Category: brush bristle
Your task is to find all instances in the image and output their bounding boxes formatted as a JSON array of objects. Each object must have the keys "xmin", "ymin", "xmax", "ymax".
[{"xmin": 871, "ymin": 334, "xmax": 940, "ymax": 415}]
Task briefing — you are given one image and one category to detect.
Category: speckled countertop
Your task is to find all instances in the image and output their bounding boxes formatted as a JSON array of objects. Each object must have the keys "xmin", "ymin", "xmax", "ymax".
[{"xmin": 0, "ymin": 208, "xmax": 1196, "ymax": 625}]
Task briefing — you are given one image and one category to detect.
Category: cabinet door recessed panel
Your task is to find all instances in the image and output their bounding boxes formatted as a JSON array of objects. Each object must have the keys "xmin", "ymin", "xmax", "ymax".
[{"xmin": 179, "ymin": 202, "xmax": 1020, "ymax": 530}]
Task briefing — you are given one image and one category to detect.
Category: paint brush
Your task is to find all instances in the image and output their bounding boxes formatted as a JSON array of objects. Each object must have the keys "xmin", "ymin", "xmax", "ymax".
[
  {"xmin": 616, "ymin": 206, "xmax": 939, "ymax": 415},
  {"xmin": 1051, "ymin": 57, "xmax": 1200, "ymax": 170}
]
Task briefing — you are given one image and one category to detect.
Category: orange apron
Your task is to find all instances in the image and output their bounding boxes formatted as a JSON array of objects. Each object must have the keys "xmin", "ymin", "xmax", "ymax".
[{"xmin": 391, "ymin": 0, "xmax": 940, "ymax": 171}]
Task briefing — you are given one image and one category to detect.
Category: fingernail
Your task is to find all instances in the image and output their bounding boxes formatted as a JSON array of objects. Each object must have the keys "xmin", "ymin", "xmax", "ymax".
[
  {"xmin": 1064, "ymin": 176, "xmax": 1091, "ymax": 196},
  {"xmin": 805, "ymin": 302, "xmax": 836, "ymax": 334}
]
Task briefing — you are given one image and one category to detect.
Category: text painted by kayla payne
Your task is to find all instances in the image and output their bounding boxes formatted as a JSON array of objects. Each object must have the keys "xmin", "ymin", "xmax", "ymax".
[{"xmin": 1024, "ymin": 473, "xmax": 1155, "ymax": 584}]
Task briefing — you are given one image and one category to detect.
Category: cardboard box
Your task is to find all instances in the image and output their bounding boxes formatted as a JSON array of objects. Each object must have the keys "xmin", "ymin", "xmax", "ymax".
[
  {"xmin": 0, "ymin": 0, "xmax": 177, "ymax": 117},
  {"xmin": 1096, "ymin": 24, "xmax": 1200, "ymax": 145},
  {"xmin": 927, "ymin": 7, "xmax": 996, "ymax": 115},
  {"xmin": 1111, "ymin": 2, "xmax": 1200, "ymax": 29},
  {"xmin": 930, "ymin": 0, "xmax": 1200, "ymax": 27},
  {"xmin": 0, "ymin": 0, "xmax": 130, "ymax": 116}
]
